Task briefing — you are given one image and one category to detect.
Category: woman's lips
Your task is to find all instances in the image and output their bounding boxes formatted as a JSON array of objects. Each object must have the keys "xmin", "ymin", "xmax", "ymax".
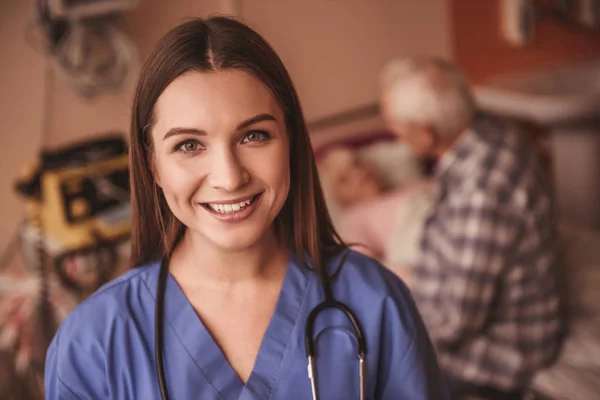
[{"xmin": 200, "ymin": 193, "xmax": 263, "ymax": 222}]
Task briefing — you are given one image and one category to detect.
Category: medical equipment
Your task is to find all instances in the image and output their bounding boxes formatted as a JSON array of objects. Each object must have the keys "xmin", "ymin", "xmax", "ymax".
[
  {"xmin": 153, "ymin": 253, "xmax": 367, "ymax": 400},
  {"xmin": 15, "ymin": 134, "xmax": 132, "ymax": 294}
]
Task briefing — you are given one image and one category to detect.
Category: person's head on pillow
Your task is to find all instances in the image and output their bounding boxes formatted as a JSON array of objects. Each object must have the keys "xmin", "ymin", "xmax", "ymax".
[{"xmin": 319, "ymin": 147, "xmax": 383, "ymax": 209}]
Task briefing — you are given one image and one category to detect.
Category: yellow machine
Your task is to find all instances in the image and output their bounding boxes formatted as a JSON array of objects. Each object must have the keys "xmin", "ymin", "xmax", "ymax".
[{"xmin": 15, "ymin": 133, "xmax": 131, "ymax": 293}]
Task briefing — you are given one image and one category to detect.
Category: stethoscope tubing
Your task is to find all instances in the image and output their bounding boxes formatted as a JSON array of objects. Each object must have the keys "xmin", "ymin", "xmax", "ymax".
[{"xmin": 305, "ymin": 298, "xmax": 366, "ymax": 400}]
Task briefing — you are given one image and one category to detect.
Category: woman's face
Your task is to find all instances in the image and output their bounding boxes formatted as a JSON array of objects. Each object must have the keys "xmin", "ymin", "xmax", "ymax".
[{"xmin": 150, "ymin": 69, "xmax": 290, "ymax": 253}]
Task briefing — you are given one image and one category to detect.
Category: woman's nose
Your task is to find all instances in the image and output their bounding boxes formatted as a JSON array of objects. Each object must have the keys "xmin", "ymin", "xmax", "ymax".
[{"xmin": 207, "ymin": 148, "xmax": 249, "ymax": 192}]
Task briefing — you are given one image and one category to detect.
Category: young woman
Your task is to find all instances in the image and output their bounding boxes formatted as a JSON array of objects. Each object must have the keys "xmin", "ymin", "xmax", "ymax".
[{"xmin": 44, "ymin": 17, "xmax": 450, "ymax": 400}]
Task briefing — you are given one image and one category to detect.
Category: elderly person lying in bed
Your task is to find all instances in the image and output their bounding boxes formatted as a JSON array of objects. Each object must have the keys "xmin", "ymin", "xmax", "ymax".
[{"xmin": 318, "ymin": 146, "xmax": 435, "ymax": 274}]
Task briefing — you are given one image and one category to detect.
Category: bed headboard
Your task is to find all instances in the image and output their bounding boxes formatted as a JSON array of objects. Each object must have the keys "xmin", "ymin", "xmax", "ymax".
[{"xmin": 308, "ymin": 102, "xmax": 388, "ymax": 153}]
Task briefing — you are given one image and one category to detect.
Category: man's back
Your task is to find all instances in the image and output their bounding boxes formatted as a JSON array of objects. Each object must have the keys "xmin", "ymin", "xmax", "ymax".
[{"xmin": 412, "ymin": 115, "xmax": 565, "ymax": 392}]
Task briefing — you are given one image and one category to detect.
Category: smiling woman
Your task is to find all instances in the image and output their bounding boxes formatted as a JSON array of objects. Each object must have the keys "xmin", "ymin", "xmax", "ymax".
[{"xmin": 43, "ymin": 16, "xmax": 450, "ymax": 400}]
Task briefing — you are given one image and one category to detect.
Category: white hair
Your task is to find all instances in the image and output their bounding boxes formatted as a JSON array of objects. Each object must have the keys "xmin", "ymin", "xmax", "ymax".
[{"xmin": 380, "ymin": 57, "xmax": 476, "ymax": 139}]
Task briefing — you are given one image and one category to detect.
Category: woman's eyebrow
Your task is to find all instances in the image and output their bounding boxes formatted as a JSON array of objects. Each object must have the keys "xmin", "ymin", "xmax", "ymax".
[
  {"xmin": 163, "ymin": 113, "xmax": 277, "ymax": 140},
  {"xmin": 236, "ymin": 113, "xmax": 277, "ymax": 130},
  {"xmin": 163, "ymin": 127, "xmax": 206, "ymax": 140}
]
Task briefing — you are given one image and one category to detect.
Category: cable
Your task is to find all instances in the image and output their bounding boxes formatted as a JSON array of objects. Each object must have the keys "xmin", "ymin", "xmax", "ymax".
[
  {"xmin": 36, "ymin": 59, "xmax": 57, "ymax": 355},
  {"xmin": 53, "ymin": 18, "xmax": 137, "ymax": 98}
]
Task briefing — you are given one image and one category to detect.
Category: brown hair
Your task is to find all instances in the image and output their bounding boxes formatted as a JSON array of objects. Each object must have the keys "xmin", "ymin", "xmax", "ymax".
[{"xmin": 129, "ymin": 16, "xmax": 344, "ymax": 278}]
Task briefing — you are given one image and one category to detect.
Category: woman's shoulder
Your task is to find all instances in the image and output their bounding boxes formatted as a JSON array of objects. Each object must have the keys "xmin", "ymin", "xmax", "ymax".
[
  {"xmin": 54, "ymin": 261, "xmax": 160, "ymax": 344},
  {"xmin": 327, "ymin": 249, "xmax": 422, "ymax": 339},
  {"xmin": 329, "ymin": 249, "xmax": 413, "ymax": 303}
]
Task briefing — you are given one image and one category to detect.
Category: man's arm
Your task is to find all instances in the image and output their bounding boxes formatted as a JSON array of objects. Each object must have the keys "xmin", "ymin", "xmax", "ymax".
[{"xmin": 412, "ymin": 188, "xmax": 523, "ymax": 348}]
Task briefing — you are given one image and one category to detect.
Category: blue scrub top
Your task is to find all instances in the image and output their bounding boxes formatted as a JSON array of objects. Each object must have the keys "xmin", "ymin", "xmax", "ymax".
[{"xmin": 45, "ymin": 250, "xmax": 450, "ymax": 399}]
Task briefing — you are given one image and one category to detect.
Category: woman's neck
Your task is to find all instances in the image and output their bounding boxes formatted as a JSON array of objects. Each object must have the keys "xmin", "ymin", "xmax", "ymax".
[{"xmin": 169, "ymin": 229, "xmax": 290, "ymax": 291}]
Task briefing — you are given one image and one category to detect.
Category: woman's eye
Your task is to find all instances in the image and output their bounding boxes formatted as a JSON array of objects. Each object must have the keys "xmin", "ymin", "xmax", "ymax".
[
  {"xmin": 177, "ymin": 140, "xmax": 203, "ymax": 153},
  {"xmin": 242, "ymin": 130, "xmax": 269, "ymax": 143}
]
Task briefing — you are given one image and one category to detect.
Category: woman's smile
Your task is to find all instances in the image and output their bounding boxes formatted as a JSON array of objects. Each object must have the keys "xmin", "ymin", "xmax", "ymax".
[{"xmin": 200, "ymin": 192, "xmax": 264, "ymax": 222}]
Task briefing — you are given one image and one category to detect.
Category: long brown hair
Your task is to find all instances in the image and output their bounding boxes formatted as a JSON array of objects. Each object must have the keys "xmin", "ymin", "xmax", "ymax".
[{"xmin": 129, "ymin": 16, "xmax": 344, "ymax": 277}]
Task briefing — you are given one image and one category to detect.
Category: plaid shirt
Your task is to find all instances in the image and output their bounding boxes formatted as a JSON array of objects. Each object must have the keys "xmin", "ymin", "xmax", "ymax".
[{"xmin": 412, "ymin": 116, "xmax": 565, "ymax": 391}]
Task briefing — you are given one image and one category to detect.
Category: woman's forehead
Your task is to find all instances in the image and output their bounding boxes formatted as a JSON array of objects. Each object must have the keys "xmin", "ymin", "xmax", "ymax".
[{"xmin": 153, "ymin": 70, "xmax": 284, "ymax": 136}]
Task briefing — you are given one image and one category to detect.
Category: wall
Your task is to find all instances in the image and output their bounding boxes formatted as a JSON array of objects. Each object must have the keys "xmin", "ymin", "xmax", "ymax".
[
  {"xmin": 449, "ymin": 0, "xmax": 600, "ymax": 83},
  {"xmin": 242, "ymin": 0, "xmax": 451, "ymax": 122}
]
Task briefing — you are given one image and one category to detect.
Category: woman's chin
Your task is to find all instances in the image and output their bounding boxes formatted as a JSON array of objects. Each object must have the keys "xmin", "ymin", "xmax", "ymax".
[
  {"xmin": 197, "ymin": 224, "xmax": 277, "ymax": 254},
  {"xmin": 211, "ymin": 237, "xmax": 264, "ymax": 253}
]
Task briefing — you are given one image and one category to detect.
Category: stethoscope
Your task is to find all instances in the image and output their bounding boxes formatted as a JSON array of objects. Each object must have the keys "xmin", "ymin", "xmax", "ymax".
[{"xmin": 154, "ymin": 251, "xmax": 367, "ymax": 400}]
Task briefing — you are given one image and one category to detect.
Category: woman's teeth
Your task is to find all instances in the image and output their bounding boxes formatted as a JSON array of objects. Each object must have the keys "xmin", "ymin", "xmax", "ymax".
[{"xmin": 207, "ymin": 197, "xmax": 254, "ymax": 213}]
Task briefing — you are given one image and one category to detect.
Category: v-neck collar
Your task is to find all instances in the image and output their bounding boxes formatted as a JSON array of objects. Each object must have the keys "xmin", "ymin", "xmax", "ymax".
[{"xmin": 146, "ymin": 253, "xmax": 311, "ymax": 400}]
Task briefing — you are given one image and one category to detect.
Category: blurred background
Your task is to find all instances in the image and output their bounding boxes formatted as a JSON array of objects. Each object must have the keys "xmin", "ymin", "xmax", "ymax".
[{"xmin": 0, "ymin": 0, "xmax": 599, "ymax": 399}]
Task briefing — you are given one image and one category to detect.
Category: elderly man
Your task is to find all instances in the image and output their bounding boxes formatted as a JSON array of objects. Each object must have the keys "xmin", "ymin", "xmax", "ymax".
[{"xmin": 379, "ymin": 57, "xmax": 565, "ymax": 400}]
